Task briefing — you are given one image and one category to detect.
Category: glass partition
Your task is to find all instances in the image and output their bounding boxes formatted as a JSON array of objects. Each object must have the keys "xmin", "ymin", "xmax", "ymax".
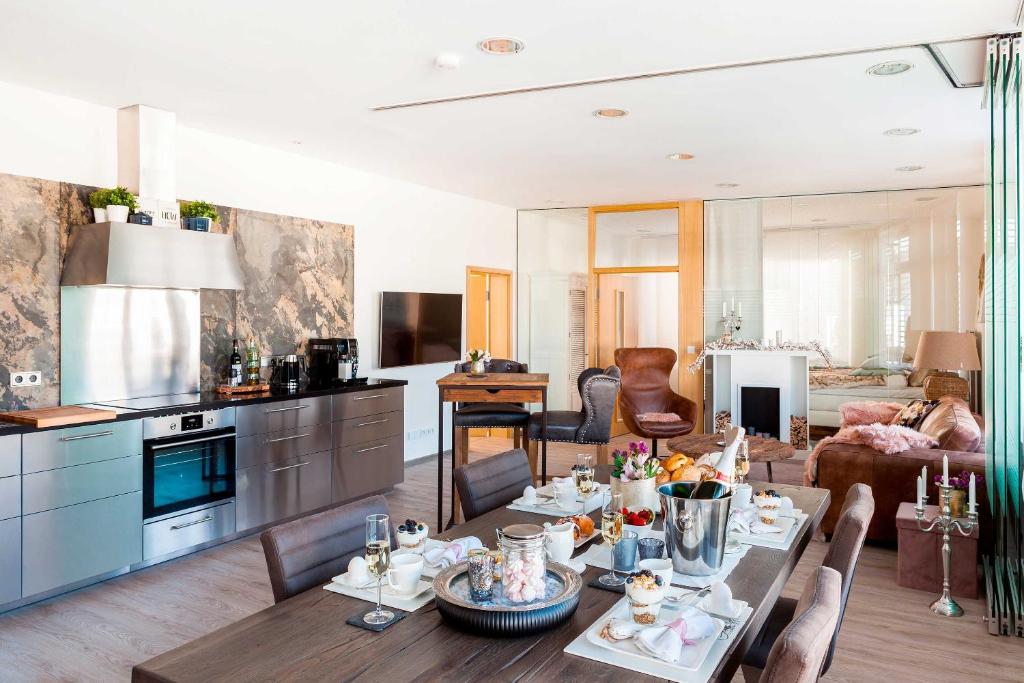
[{"xmin": 594, "ymin": 208, "xmax": 679, "ymax": 268}]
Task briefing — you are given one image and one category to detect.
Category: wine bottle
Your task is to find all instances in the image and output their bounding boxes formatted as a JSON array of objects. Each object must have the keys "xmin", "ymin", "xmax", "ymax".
[
  {"xmin": 714, "ymin": 425, "xmax": 745, "ymax": 484},
  {"xmin": 246, "ymin": 338, "xmax": 261, "ymax": 386},
  {"xmin": 229, "ymin": 339, "xmax": 243, "ymax": 387},
  {"xmin": 689, "ymin": 480, "xmax": 730, "ymax": 500}
]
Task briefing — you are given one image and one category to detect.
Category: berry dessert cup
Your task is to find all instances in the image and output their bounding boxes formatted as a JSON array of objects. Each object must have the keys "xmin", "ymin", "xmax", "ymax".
[
  {"xmin": 625, "ymin": 569, "xmax": 666, "ymax": 624},
  {"xmin": 754, "ymin": 490, "xmax": 782, "ymax": 525},
  {"xmin": 396, "ymin": 519, "xmax": 429, "ymax": 553}
]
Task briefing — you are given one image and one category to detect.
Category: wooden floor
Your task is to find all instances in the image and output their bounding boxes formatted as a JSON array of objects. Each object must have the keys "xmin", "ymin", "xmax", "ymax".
[{"xmin": 0, "ymin": 435, "xmax": 1020, "ymax": 682}]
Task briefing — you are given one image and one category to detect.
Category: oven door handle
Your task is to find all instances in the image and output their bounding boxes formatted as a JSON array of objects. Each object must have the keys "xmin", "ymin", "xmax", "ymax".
[{"xmin": 150, "ymin": 434, "xmax": 232, "ymax": 450}]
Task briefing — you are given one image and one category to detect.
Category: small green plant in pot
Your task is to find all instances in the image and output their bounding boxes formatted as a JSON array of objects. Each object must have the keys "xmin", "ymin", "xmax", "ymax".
[
  {"xmin": 88, "ymin": 188, "xmax": 112, "ymax": 222},
  {"xmin": 104, "ymin": 186, "xmax": 138, "ymax": 223},
  {"xmin": 180, "ymin": 200, "xmax": 218, "ymax": 232}
]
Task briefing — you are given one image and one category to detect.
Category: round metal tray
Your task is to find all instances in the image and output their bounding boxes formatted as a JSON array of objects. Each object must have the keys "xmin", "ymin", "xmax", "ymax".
[{"xmin": 433, "ymin": 561, "xmax": 582, "ymax": 637}]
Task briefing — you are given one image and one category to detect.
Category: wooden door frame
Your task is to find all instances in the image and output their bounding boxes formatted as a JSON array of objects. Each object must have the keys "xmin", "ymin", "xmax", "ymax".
[
  {"xmin": 587, "ymin": 201, "xmax": 705, "ymax": 433},
  {"xmin": 465, "ymin": 266, "xmax": 513, "ymax": 358}
]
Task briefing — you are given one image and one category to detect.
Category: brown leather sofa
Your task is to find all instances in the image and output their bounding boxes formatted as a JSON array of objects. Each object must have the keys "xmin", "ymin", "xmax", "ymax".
[
  {"xmin": 614, "ymin": 347, "xmax": 696, "ymax": 457},
  {"xmin": 816, "ymin": 397, "xmax": 987, "ymax": 544}
]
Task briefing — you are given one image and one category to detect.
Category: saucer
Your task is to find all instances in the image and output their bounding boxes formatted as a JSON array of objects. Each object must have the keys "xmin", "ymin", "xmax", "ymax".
[
  {"xmin": 564, "ymin": 558, "xmax": 587, "ymax": 574},
  {"xmin": 699, "ymin": 594, "xmax": 743, "ymax": 619},
  {"xmin": 333, "ymin": 571, "xmax": 374, "ymax": 589},
  {"xmin": 381, "ymin": 579, "xmax": 432, "ymax": 599}
]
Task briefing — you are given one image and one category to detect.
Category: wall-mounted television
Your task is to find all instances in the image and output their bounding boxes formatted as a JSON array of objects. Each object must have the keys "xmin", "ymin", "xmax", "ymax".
[{"xmin": 379, "ymin": 291, "xmax": 463, "ymax": 368}]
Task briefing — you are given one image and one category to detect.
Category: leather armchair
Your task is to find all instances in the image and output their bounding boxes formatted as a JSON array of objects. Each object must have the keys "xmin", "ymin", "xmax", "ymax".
[
  {"xmin": 525, "ymin": 366, "xmax": 621, "ymax": 477},
  {"xmin": 614, "ymin": 347, "xmax": 696, "ymax": 456}
]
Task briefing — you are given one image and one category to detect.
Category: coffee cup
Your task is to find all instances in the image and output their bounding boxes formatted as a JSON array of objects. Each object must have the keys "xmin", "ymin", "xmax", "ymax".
[
  {"xmin": 553, "ymin": 481, "xmax": 577, "ymax": 509},
  {"xmin": 544, "ymin": 521, "xmax": 575, "ymax": 564},
  {"xmin": 638, "ymin": 558, "xmax": 673, "ymax": 587},
  {"xmin": 386, "ymin": 553, "xmax": 424, "ymax": 595},
  {"xmin": 733, "ymin": 483, "xmax": 753, "ymax": 509}
]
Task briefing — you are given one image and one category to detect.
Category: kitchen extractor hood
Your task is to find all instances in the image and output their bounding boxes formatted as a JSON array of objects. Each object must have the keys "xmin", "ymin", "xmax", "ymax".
[{"xmin": 61, "ymin": 222, "xmax": 244, "ymax": 290}]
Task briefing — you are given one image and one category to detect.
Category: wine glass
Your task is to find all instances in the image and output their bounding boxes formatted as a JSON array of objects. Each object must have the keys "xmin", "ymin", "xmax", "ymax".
[
  {"xmin": 599, "ymin": 492, "xmax": 624, "ymax": 586},
  {"xmin": 736, "ymin": 440, "xmax": 750, "ymax": 485},
  {"xmin": 364, "ymin": 514, "xmax": 394, "ymax": 625},
  {"xmin": 572, "ymin": 453, "xmax": 596, "ymax": 518}
]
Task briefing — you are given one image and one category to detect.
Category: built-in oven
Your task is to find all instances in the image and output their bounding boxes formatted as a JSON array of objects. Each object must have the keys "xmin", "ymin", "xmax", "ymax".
[{"xmin": 142, "ymin": 408, "xmax": 237, "ymax": 561}]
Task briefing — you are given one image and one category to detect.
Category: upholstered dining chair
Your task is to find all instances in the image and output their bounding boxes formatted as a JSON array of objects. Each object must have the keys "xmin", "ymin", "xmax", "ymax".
[
  {"xmin": 454, "ymin": 448, "xmax": 534, "ymax": 521},
  {"xmin": 614, "ymin": 347, "xmax": 696, "ymax": 457},
  {"xmin": 525, "ymin": 366, "xmax": 621, "ymax": 479},
  {"xmin": 260, "ymin": 495, "xmax": 394, "ymax": 603},
  {"xmin": 743, "ymin": 484, "xmax": 875, "ymax": 679},
  {"xmin": 758, "ymin": 566, "xmax": 842, "ymax": 683},
  {"xmin": 453, "ymin": 358, "xmax": 531, "ymax": 453}
]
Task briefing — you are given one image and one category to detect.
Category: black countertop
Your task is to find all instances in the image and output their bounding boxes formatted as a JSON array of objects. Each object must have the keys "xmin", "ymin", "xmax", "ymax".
[{"xmin": 0, "ymin": 378, "xmax": 408, "ymax": 435}]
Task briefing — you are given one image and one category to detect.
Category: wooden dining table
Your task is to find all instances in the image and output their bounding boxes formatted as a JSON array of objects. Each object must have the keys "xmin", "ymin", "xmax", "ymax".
[{"xmin": 131, "ymin": 470, "xmax": 829, "ymax": 683}]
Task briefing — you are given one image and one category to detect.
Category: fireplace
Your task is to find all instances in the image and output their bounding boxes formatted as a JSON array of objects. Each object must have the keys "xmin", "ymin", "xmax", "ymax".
[{"xmin": 740, "ymin": 386, "xmax": 781, "ymax": 439}]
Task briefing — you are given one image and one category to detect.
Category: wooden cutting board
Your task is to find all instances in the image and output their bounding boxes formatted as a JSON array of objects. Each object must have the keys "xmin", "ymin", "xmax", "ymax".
[{"xmin": 0, "ymin": 405, "xmax": 117, "ymax": 428}]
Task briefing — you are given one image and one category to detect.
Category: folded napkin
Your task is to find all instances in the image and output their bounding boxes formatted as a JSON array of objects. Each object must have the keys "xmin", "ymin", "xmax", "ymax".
[
  {"xmin": 637, "ymin": 412, "xmax": 681, "ymax": 423},
  {"xmin": 423, "ymin": 536, "xmax": 482, "ymax": 568},
  {"xmin": 633, "ymin": 607, "xmax": 716, "ymax": 662},
  {"xmin": 729, "ymin": 508, "xmax": 783, "ymax": 535}
]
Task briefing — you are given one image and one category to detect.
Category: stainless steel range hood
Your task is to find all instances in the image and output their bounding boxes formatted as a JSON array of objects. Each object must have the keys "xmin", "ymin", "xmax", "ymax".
[{"xmin": 61, "ymin": 222, "xmax": 244, "ymax": 290}]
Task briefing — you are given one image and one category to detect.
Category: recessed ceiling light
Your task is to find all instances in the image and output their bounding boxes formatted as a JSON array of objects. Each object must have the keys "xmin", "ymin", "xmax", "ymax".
[
  {"xmin": 896, "ymin": 165, "xmax": 924, "ymax": 172},
  {"xmin": 593, "ymin": 108, "xmax": 629, "ymax": 118},
  {"xmin": 666, "ymin": 153, "xmax": 694, "ymax": 160},
  {"xmin": 867, "ymin": 61, "xmax": 913, "ymax": 76},
  {"xmin": 884, "ymin": 127, "xmax": 921, "ymax": 136},
  {"xmin": 715, "ymin": 183, "xmax": 739, "ymax": 188},
  {"xmin": 811, "ymin": 218, "xmax": 827, "ymax": 223},
  {"xmin": 435, "ymin": 52, "xmax": 462, "ymax": 70},
  {"xmin": 478, "ymin": 37, "xmax": 525, "ymax": 55}
]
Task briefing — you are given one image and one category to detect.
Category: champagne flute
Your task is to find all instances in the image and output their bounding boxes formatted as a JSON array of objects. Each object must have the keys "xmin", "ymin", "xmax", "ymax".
[
  {"xmin": 364, "ymin": 514, "xmax": 394, "ymax": 625},
  {"xmin": 573, "ymin": 453, "xmax": 596, "ymax": 518},
  {"xmin": 736, "ymin": 440, "xmax": 750, "ymax": 485},
  {"xmin": 599, "ymin": 492, "xmax": 624, "ymax": 586}
]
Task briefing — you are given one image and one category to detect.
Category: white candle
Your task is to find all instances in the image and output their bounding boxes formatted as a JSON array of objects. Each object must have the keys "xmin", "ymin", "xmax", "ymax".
[
  {"xmin": 969, "ymin": 473, "xmax": 976, "ymax": 513},
  {"xmin": 916, "ymin": 475, "xmax": 923, "ymax": 508},
  {"xmin": 738, "ymin": 301, "xmax": 743, "ymax": 316},
  {"xmin": 943, "ymin": 455, "xmax": 949, "ymax": 486},
  {"xmin": 921, "ymin": 466, "xmax": 928, "ymax": 504},
  {"xmin": 723, "ymin": 301, "xmax": 727, "ymax": 317},
  {"xmin": 731, "ymin": 297, "xmax": 735, "ymax": 311}
]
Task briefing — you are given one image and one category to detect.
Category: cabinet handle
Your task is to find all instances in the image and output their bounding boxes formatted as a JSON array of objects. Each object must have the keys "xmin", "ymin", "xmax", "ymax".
[
  {"xmin": 265, "ymin": 404, "xmax": 309, "ymax": 413},
  {"xmin": 265, "ymin": 433, "xmax": 311, "ymax": 444},
  {"xmin": 170, "ymin": 515, "xmax": 214, "ymax": 530},
  {"xmin": 270, "ymin": 461, "xmax": 311, "ymax": 473},
  {"xmin": 355, "ymin": 419, "xmax": 388, "ymax": 427},
  {"xmin": 60, "ymin": 430, "xmax": 114, "ymax": 442},
  {"xmin": 355, "ymin": 444, "xmax": 388, "ymax": 454},
  {"xmin": 352, "ymin": 394, "xmax": 386, "ymax": 401}
]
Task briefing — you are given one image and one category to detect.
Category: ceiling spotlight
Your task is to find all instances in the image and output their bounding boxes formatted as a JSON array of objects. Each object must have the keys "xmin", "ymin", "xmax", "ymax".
[
  {"xmin": 435, "ymin": 52, "xmax": 462, "ymax": 69},
  {"xmin": 867, "ymin": 61, "xmax": 913, "ymax": 76},
  {"xmin": 884, "ymin": 127, "xmax": 921, "ymax": 136},
  {"xmin": 715, "ymin": 183, "xmax": 739, "ymax": 188},
  {"xmin": 896, "ymin": 165, "xmax": 924, "ymax": 172},
  {"xmin": 593, "ymin": 108, "xmax": 629, "ymax": 118},
  {"xmin": 666, "ymin": 153, "xmax": 694, "ymax": 160},
  {"xmin": 478, "ymin": 37, "xmax": 525, "ymax": 55}
]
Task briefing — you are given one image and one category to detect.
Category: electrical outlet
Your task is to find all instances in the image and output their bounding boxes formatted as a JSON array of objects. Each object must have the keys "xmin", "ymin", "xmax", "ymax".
[{"xmin": 11, "ymin": 370, "xmax": 41, "ymax": 387}]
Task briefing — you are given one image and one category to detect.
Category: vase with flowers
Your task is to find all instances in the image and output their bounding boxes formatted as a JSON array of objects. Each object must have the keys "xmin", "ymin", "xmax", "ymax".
[
  {"xmin": 933, "ymin": 471, "xmax": 983, "ymax": 519},
  {"xmin": 609, "ymin": 441, "xmax": 661, "ymax": 514},
  {"xmin": 466, "ymin": 349, "xmax": 490, "ymax": 376}
]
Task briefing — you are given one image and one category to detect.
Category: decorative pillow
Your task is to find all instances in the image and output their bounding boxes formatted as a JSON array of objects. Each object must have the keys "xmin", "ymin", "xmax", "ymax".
[
  {"xmin": 889, "ymin": 399, "xmax": 939, "ymax": 429},
  {"xmin": 637, "ymin": 412, "xmax": 681, "ymax": 423},
  {"xmin": 917, "ymin": 397, "xmax": 983, "ymax": 452},
  {"xmin": 839, "ymin": 401, "xmax": 905, "ymax": 427}
]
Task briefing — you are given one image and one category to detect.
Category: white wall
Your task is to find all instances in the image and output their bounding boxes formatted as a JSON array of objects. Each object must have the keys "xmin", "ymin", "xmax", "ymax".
[{"xmin": 0, "ymin": 80, "xmax": 517, "ymax": 460}]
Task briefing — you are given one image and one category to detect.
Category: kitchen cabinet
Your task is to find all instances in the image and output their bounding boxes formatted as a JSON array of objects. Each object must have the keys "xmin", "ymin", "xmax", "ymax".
[
  {"xmin": 22, "ymin": 455, "xmax": 141, "ymax": 515},
  {"xmin": 235, "ymin": 450, "xmax": 332, "ymax": 532},
  {"xmin": 22, "ymin": 491, "xmax": 142, "ymax": 598},
  {"xmin": 332, "ymin": 388, "xmax": 403, "ymax": 421},
  {"xmin": 331, "ymin": 386, "xmax": 404, "ymax": 504},
  {"xmin": 235, "ymin": 423, "xmax": 331, "ymax": 469},
  {"xmin": 235, "ymin": 396, "xmax": 331, "ymax": 437},
  {"xmin": 0, "ymin": 518, "xmax": 20, "ymax": 604},
  {"xmin": 333, "ymin": 411, "xmax": 402, "ymax": 449},
  {"xmin": 22, "ymin": 420, "xmax": 142, "ymax": 473},
  {"xmin": 331, "ymin": 438, "xmax": 403, "ymax": 503},
  {"xmin": 143, "ymin": 501, "xmax": 236, "ymax": 562}
]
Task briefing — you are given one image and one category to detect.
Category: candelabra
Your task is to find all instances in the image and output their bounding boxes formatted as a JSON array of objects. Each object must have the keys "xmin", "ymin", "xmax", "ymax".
[
  {"xmin": 915, "ymin": 484, "xmax": 978, "ymax": 617},
  {"xmin": 720, "ymin": 309, "xmax": 742, "ymax": 340}
]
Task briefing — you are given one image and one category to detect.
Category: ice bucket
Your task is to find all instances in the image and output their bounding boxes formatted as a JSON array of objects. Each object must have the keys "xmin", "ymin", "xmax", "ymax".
[{"xmin": 658, "ymin": 482, "xmax": 733, "ymax": 576}]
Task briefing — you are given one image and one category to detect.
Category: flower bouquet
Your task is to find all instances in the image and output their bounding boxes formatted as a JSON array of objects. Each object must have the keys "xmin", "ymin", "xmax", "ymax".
[
  {"xmin": 933, "ymin": 471, "xmax": 983, "ymax": 518},
  {"xmin": 609, "ymin": 442, "xmax": 661, "ymax": 514},
  {"xmin": 466, "ymin": 349, "xmax": 491, "ymax": 375}
]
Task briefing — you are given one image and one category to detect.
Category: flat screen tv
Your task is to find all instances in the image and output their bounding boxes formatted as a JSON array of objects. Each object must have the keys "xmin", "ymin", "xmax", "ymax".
[{"xmin": 379, "ymin": 291, "xmax": 463, "ymax": 368}]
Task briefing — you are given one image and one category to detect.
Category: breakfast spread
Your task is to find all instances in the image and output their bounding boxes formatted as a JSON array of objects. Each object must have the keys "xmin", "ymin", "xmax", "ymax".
[
  {"xmin": 754, "ymin": 490, "xmax": 782, "ymax": 524},
  {"xmin": 396, "ymin": 519, "xmax": 429, "ymax": 552},
  {"xmin": 625, "ymin": 569, "xmax": 666, "ymax": 624}
]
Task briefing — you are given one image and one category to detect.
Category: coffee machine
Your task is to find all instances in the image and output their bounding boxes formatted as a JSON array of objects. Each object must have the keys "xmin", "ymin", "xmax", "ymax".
[{"xmin": 307, "ymin": 338, "xmax": 360, "ymax": 386}]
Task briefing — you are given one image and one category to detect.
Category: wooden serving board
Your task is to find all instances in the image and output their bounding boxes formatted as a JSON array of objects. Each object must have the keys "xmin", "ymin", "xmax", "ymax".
[
  {"xmin": 0, "ymin": 405, "xmax": 117, "ymax": 428},
  {"xmin": 215, "ymin": 383, "xmax": 270, "ymax": 395}
]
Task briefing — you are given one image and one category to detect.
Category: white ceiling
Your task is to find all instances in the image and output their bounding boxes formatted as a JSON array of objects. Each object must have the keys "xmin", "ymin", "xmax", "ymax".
[{"xmin": 0, "ymin": 1, "xmax": 1018, "ymax": 208}]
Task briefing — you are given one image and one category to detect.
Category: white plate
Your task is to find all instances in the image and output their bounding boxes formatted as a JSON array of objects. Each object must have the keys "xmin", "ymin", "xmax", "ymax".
[
  {"xmin": 697, "ymin": 595, "xmax": 743, "ymax": 620},
  {"xmin": 382, "ymin": 578, "xmax": 433, "ymax": 599},
  {"xmin": 332, "ymin": 571, "xmax": 375, "ymax": 590},
  {"xmin": 731, "ymin": 514, "xmax": 795, "ymax": 543},
  {"xmin": 585, "ymin": 598, "xmax": 724, "ymax": 673}
]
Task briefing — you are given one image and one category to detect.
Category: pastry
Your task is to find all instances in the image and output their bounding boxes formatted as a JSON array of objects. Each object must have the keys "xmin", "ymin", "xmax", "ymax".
[
  {"xmin": 556, "ymin": 514, "xmax": 595, "ymax": 540},
  {"xmin": 655, "ymin": 468, "xmax": 671, "ymax": 485},
  {"xmin": 674, "ymin": 464, "xmax": 702, "ymax": 481},
  {"xmin": 625, "ymin": 569, "xmax": 666, "ymax": 624},
  {"xmin": 662, "ymin": 453, "xmax": 686, "ymax": 472}
]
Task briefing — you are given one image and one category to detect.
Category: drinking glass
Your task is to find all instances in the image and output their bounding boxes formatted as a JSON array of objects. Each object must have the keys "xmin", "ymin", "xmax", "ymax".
[
  {"xmin": 599, "ymin": 492, "xmax": 624, "ymax": 586},
  {"xmin": 364, "ymin": 514, "xmax": 394, "ymax": 625},
  {"xmin": 736, "ymin": 440, "xmax": 750, "ymax": 485},
  {"xmin": 572, "ymin": 453, "xmax": 596, "ymax": 518}
]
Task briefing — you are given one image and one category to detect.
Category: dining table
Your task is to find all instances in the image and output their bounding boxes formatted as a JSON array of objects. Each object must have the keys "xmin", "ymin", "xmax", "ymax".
[{"xmin": 131, "ymin": 469, "xmax": 829, "ymax": 683}]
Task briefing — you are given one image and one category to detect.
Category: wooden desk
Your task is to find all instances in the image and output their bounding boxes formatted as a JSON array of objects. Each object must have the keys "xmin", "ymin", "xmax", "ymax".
[
  {"xmin": 131, "ymin": 471, "xmax": 830, "ymax": 683},
  {"xmin": 436, "ymin": 372, "xmax": 549, "ymax": 530}
]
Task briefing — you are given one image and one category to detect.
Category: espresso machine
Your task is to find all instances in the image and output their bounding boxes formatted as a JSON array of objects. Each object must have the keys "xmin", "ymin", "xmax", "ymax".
[{"xmin": 307, "ymin": 338, "xmax": 360, "ymax": 386}]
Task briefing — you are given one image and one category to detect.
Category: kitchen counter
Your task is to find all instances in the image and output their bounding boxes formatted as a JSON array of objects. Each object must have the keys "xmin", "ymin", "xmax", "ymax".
[{"xmin": 0, "ymin": 378, "xmax": 408, "ymax": 434}]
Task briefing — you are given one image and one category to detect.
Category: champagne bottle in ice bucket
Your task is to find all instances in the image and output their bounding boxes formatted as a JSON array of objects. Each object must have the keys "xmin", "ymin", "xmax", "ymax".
[{"xmin": 690, "ymin": 424, "xmax": 744, "ymax": 500}]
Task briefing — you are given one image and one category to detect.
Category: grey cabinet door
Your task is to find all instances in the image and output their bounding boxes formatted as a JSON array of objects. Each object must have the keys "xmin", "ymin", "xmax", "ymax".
[
  {"xmin": 22, "ymin": 491, "xmax": 142, "ymax": 598},
  {"xmin": 22, "ymin": 455, "xmax": 142, "ymax": 515},
  {"xmin": 235, "ymin": 423, "xmax": 331, "ymax": 470},
  {"xmin": 235, "ymin": 450, "xmax": 332, "ymax": 532},
  {"xmin": 332, "ymin": 387, "xmax": 404, "ymax": 421},
  {"xmin": 22, "ymin": 421, "xmax": 142, "ymax": 473},
  {"xmin": 333, "ymin": 411, "xmax": 403, "ymax": 449},
  {"xmin": 0, "ymin": 434, "xmax": 19, "ymax": 478},
  {"xmin": 0, "ymin": 475, "xmax": 20, "ymax": 521},
  {"xmin": 331, "ymin": 438, "xmax": 404, "ymax": 504},
  {"xmin": 0, "ymin": 517, "xmax": 20, "ymax": 604},
  {"xmin": 235, "ymin": 396, "xmax": 331, "ymax": 437}
]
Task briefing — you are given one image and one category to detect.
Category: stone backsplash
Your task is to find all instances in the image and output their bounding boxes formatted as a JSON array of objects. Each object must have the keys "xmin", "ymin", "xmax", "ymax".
[{"xmin": 0, "ymin": 171, "xmax": 353, "ymax": 411}]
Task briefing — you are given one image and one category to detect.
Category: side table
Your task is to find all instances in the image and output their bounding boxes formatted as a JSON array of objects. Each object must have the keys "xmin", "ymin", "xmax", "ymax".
[{"xmin": 896, "ymin": 502, "xmax": 979, "ymax": 599}]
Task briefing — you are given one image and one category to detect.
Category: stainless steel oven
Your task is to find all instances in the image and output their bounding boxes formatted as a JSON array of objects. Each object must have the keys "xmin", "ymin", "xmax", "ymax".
[{"xmin": 142, "ymin": 408, "xmax": 236, "ymax": 560}]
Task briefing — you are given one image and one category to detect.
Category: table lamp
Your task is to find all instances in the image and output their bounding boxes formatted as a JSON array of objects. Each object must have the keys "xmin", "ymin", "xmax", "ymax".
[{"xmin": 914, "ymin": 331, "xmax": 981, "ymax": 401}]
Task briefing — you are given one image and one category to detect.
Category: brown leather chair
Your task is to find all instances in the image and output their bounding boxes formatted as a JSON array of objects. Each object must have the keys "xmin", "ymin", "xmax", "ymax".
[
  {"xmin": 758, "ymin": 566, "xmax": 842, "ymax": 683},
  {"xmin": 614, "ymin": 347, "xmax": 696, "ymax": 456},
  {"xmin": 743, "ymin": 484, "xmax": 874, "ymax": 679},
  {"xmin": 454, "ymin": 448, "xmax": 534, "ymax": 521},
  {"xmin": 260, "ymin": 495, "xmax": 395, "ymax": 603}
]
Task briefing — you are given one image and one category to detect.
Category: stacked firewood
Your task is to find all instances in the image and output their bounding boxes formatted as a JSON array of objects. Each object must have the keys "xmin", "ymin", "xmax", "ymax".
[{"xmin": 790, "ymin": 415, "xmax": 809, "ymax": 450}]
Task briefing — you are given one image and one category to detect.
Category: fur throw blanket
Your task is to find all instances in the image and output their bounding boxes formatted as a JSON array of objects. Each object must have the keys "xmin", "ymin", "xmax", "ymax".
[
  {"xmin": 839, "ymin": 401, "xmax": 905, "ymax": 427},
  {"xmin": 805, "ymin": 423, "xmax": 938, "ymax": 486}
]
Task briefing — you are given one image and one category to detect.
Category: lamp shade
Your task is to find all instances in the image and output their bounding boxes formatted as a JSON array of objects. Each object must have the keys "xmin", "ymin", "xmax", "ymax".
[{"xmin": 913, "ymin": 331, "xmax": 981, "ymax": 371}]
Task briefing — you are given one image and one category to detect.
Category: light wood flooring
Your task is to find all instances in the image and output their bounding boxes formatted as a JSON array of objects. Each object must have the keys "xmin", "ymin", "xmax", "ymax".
[{"xmin": 0, "ymin": 435, "xmax": 1020, "ymax": 682}]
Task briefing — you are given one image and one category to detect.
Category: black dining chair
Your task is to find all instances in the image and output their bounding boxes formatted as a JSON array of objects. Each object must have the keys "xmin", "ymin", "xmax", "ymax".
[
  {"xmin": 452, "ymin": 358, "xmax": 531, "ymax": 459},
  {"xmin": 525, "ymin": 366, "xmax": 620, "ymax": 480},
  {"xmin": 454, "ymin": 448, "xmax": 535, "ymax": 521}
]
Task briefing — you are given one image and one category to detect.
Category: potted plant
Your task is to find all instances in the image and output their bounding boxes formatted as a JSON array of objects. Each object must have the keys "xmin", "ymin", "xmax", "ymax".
[
  {"xmin": 104, "ymin": 186, "xmax": 137, "ymax": 222},
  {"xmin": 610, "ymin": 441, "xmax": 661, "ymax": 513},
  {"xmin": 934, "ymin": 471, "xmax": 983, "ymax": 519},
  {"xmin": 466, "ymin": 349, "xmax": 490, "ymax": 375},
  {"xmin": 88, "ymin": 188, "xmax": 111, "ymax": 222},
  {"xmin": 180, "ymin": 200, "xmax": 219, "ymax": 231}
]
